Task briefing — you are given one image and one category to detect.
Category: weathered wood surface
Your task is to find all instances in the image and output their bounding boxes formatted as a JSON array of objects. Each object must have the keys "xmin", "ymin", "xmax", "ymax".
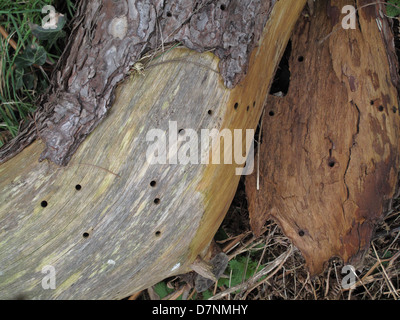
[
  {"xmin": 0, "ymin": 0, "xmax": 306, "ymax": 299},
  {"xmin": 246, "ymin": 0, "xmax": 400, "ymax": 275},
  {"xmin": 0, "ymin": 0, "xmax": 276, "ymax": 166}
]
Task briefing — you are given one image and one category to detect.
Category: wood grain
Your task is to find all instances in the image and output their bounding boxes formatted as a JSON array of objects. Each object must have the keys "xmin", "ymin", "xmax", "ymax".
[{"xmin": 246, "ymin": 0, "xmax": 400, "ymax": 275}]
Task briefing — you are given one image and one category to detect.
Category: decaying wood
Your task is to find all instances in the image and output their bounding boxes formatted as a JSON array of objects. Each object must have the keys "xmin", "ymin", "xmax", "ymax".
[
  {"xmin": 0, "ymin": 0, "xmax": 306, "ymax": 299},
  {"xmin": 246, "ymin": 0, "xmax": 400, "ymax": 275},
  {"xmin": 0, "ymin": 0, "xmax": 275, "ymax": 167}
]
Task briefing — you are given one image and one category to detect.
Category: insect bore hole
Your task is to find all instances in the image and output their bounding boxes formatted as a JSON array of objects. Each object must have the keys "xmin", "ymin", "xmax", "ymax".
[
  {"xmin": 220, "ymin": 4, "xmax": 226, "ymax": 10},
  {"xmin": 155, "ymin": 231, "xmax": 161, "ymax": 237},
  {"xmin": 298, "ymin": 230, "xmax": 305, "ymax": 237},
  {"xmin": 234, "ymin": 102, "xmax": 239, "ymax": 110},
  {"xmin": 41, "ymin": 200, "xmax": 48, "ymax": 208},
  {"xmin": 328, "ymin": 160, "xmax": 336, "ymax": 168},
  {"xmin": 83, "ymin": 232, "xmax": 90, "ymax": 238},
  {"xmin": 75, "ymin": 184, "xmax": 82, "ymax": 191},
  {"xmin": 378, "ymin": 105, "xmax": 384, "ymax": 112},
  {"xmin": 150, "ymin": 180, "xmax": 157, "ymax": 187},
  {"xmin": 154, "ymin": 198, "xmax": 160, "ymax": 205}
]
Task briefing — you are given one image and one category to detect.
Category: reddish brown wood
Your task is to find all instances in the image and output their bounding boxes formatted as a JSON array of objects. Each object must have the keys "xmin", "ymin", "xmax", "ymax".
[{"xmin": 246, "ymin": 0, "xmax": 400, "ymax": 275}]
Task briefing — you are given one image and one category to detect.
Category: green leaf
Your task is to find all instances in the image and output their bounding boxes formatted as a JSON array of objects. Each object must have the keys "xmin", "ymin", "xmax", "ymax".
[
  {"xmin": 201, "ymin": 289, "xmax": 213, "ymax": 300},
  {"xmin": 37, "ymin": 78, "xmax": 49, "ymax": 94},
  {"xmin": 153, "ymin": 281, "xmax": 174, "ymax": 299},
  {"xmin": 15, "ymin": 45, "xmax": 47, "ymax": 68},
  {"xmin": 23, "ymin": 73, "xmax": 35, "ymax": 90},
  {"xmin": 218, "ymin": 256, "xmax": 264, "ymax": 291},
  {"xmin": 214, "ymin": 228, "xmax": 229, "ymax": 242},
  {"xmin": 29, "ymin": 15, "xmax": 67, "ymax": 41},
  {"xmin": 15, "ymin": 68, "xmax": 25, "ymax": 90},
  {"xmin": 387, "ymin": 0, "xmax": 400, "ymax": 17}
]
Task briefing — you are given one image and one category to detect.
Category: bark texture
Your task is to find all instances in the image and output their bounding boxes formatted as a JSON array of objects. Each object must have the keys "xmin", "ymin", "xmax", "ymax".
[
  {"xmin": 246, "ymin": 0, "xmax": 400, "ymax": 275},
  {"xmin": 0, "ymin": 0, "xmax": 275, "ymax": 166}
]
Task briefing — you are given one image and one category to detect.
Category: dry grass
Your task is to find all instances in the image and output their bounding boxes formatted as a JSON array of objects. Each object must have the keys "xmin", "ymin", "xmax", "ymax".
[
  {"xmin": 132, "ymin": 177, "xmax": 400, "ymax": 300},
  {"xmin": 217, "ymin": 180, "xmax": 400, "ymax": 300}
]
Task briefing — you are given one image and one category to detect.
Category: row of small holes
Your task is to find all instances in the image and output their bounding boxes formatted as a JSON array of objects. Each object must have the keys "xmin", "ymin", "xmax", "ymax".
[
  {"xmin": 233, "ymin": 101, "xmax": 257, "ymax": 111},
  {"xmin": 150, "ymin": 180, "xmax": 161, "ymax": 236},
  {"xmin": 157, "ymin": 105, "xmax": 219, "ymax": 238},
  {"xmin": 151, "ymin": 181, "xmax": 160, "ymax": 204},
  {"xmin": 40, "ymin": 184, "xmax": 82, "ymax": 208},
  {"xmin": 39, "ymin": 184, "xmax": 90, "ymax": 239},
  {"xmin": 40, "ymin": 181, "xmax": 162, "ymax": 239},
  {"xmin": 176, "ymin": 110, "xmax": 214, "ymax": 136},
  {"xmin": 370, "ymin": 100, "xmax": 397, "ymax": 113},
  {"xmin": 77, "ymin": 185, "xmax": 88, "ymax": 238},
  {"xmin": 80, "ymin": 181, "xmax": 162, "ymax": 239}
]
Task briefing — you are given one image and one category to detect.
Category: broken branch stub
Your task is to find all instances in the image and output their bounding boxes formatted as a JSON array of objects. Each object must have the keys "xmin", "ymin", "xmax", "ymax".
[{"xmin": 246, "ymin": 0, "xmax": 400, "ymax": 275}]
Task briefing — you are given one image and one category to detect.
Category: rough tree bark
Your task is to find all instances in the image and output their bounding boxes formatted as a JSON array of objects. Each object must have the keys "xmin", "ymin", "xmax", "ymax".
[
  {"xmin": 0, "ymin": 0, "xmax": 276, "ymax": 166},
  {"xmin": 0, "ymin": 0, "xmax": 306, "ymax": 299},
  {"xmin": 246, "ymin": 0, "xmax": 400, "ymax": 275}
]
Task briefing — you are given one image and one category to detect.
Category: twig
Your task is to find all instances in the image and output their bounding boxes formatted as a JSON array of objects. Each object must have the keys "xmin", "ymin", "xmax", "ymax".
[
  {"xmin": 372, "ymin": 226, "xmax": 400, "ymax": 240},
  {"xmin": 341, "ymin": 246, "xmax": 400, "ymax": 297},
  {"xmin": 220, "ymin": 232, "xmax": 250, "ymax": 254},
  {"xmin": 0, "ymin": 25, "xmax": 53, "ymax": 66},
  {"xmin": 209, "ymin": 245, "xmax": 293, "ymax": 300},
  {"xmin": 164, "ymin": 285, "xmax": 186, "ymax": 300},
  {"xmin": 0, "ymin": 25, "xmax": 17, "ymax": 50},
  {"xmin": 78, "ymin": 162, "xmax": 121, "ymax": 178},
  {"xmin": 324, "ymin": 265, "xmax": 332, "ymax": 298},
  {"xmin": 127, "ymin": 290, "xmax": 143, "ymax": 300},
  {"xmin": 371, "ymin": 242, "xmax": 399, "ymax": 299},
  {"xmin": 256, "ymin": 109, "xmax": 265, "ymax": 191}
]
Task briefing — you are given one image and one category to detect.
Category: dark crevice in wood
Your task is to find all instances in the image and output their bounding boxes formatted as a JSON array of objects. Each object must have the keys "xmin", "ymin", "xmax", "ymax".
[{"xmin": 269, "ymin": 40, "xmax": 291, "ymax": 96}]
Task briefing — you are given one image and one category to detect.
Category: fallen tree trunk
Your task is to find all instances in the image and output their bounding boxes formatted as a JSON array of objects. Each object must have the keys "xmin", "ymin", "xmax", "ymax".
[
  {"xmin": 246, "ymin": 0, "xmax": 400, "ymax": 275},
  {"xmin": 0, "ymin": 0, "xmax": 276, "ymax": 166},
  {"xmin": 0, "ymin": 0, "xmax": 306, "ymax": 299}
]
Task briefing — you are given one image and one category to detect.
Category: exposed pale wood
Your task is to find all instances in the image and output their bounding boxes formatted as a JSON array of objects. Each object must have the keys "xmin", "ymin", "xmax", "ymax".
[
  {"xmin": 246, "ymin": 0, "xmax": 400, "ymax": 275},
  {"xmin": 0, "ymin": 0, "xmax": 306, "ymax": 299}
]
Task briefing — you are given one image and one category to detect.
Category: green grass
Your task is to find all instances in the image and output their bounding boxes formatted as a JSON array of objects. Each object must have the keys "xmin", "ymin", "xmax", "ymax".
[{"xmin": 0, "ymin": 0, "xmax": 75, "ymax": 147}]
